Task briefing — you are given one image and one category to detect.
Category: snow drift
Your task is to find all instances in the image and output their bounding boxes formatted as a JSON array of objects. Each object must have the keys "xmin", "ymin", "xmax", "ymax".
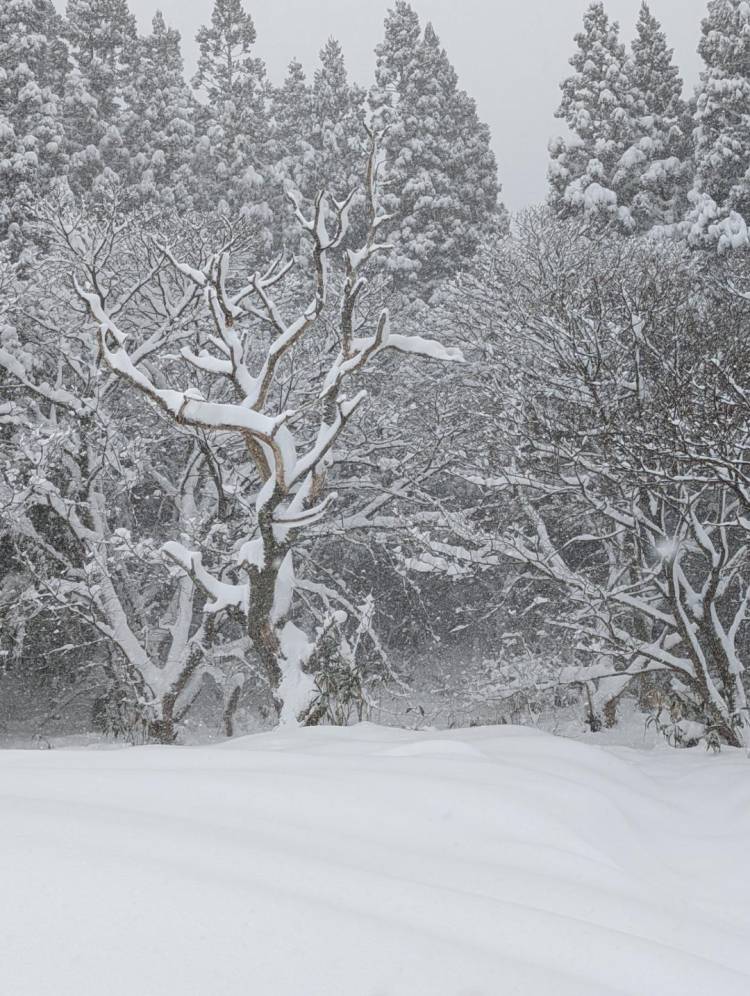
[{"xmin": 1, "ymin": 724, "xmax": 749, "ymax": 995}]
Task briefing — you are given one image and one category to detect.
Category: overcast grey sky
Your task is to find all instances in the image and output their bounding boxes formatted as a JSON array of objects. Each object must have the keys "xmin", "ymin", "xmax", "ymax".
[{"xmin": 54, "ymin": 0, "xmax": 710, "ymax": 209}]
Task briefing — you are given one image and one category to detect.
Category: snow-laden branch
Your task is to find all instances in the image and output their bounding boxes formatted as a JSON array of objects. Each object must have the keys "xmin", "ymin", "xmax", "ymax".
[{"xmin": 70, "ymin": 126, "xmax": 463, "ymax": 727}]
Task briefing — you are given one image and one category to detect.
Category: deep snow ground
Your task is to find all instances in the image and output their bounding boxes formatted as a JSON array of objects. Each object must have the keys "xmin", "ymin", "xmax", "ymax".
[{"xmin": 1, "ymin": 724, "xmax": 749, "ymax": 996}]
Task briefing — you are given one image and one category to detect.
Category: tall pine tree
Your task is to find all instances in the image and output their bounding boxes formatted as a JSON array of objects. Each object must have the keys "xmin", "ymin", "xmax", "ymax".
[
  {"xmin": 693, "ymin": 0, "xmax": 750, "ymax": 220},
  {"xmin": 63, "ymin": 0, "xmax": 140, "ymax": 193},
  {"xmin": 270, "ymin": 59, "xmax": 312, "ymax": 165},
  {"xmin": 192, "ymin": 0, "xmax": 270, "ymax": 220},
  {"xmin": 548, "ymin": 2, "xmax": 635, "ymax": 226},
  {"xmin": 268, "ymin": 41, "xmax": 365, "ymax": 249},
  {"xmin": 267, "ymin": 59, "xmax": 314, "ymax": 247},
  {"xmin": 0, "ymin": 0, "xmax": 68, "ymax": 259},
  {"xmin": 310, "ymin": 38, "xmax": 365, "ymax": 200},
  {"xmin": 125, "ymin": 11, "xmax": 196, "ymax": 211},
  {"xmin": 372, "ymin": 5, "xmax": 500, "ymax": 294},
  {"xmin": 614, "ymin": 3, "xmax": 692, "ymax": 230},
  {"xmin": 370, "ymin": 0, "xmax": 421, "ymax": 129}
]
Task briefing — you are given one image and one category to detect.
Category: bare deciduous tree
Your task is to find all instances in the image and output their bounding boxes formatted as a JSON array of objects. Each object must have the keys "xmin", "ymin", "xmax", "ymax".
[{"xmin": 74, "ymin": 128, "xmax": 463, "ymax": 725}]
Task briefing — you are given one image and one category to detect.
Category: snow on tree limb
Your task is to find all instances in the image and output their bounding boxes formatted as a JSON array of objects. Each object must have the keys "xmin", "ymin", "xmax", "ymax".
[
  {"xmin": 69, "ymin": 126, "xmax": 461, "ymax": 726},
  {"xmin": 162, "ymin": 541, "xmax": 249, "ymax": 615}
]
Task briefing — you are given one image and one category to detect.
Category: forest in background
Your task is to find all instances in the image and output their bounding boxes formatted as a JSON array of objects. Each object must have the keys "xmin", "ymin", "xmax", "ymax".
[{"xmin": 2, "ymin": 0, "xmax": 750, "ymax": 750}]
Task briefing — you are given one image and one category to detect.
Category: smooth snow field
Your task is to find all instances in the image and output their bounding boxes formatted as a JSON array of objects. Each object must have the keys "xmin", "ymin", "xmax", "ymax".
[{"xmin": 1, "ymin": 725, "xmax": 749, "ymax": 996}]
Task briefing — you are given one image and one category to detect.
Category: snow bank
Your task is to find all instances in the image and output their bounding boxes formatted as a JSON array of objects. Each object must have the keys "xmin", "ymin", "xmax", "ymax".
[{"xmin": 1, "ymin": 724, "xmax": 749, "ymax": 995}]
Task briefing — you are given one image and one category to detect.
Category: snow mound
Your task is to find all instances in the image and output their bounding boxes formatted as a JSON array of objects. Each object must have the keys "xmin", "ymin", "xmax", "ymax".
[{"xmin": 1, "ymin": 724, "xmax": 749, "ymax": 995}]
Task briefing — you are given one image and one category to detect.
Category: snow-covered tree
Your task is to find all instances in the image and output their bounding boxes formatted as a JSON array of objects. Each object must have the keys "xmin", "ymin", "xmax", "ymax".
[
  {"xmin": 443, "ymin": 212, "xmax": 750, "ymax": 747},
  {"xmin": 0, "ymin": 206, "xmax": 263, "ymax": 741},
  {"xmin": 59, "ymin": 66, "xmax": 103, "ymax": 196},
  {"xmin": 0, "ymin": 0, "xmax": 68, "ymax": 260},
  {"xmin": 124, "ymin": 11, "xmax": 196, "ymax": 211},
  {"xmin": 63, "ymin": 0, "xmax": 140, "ymax": 192},
  {"xmin": 270, "ymin": 59, "xmax": 312, "ymax": 165},
  {"xmin": 267, "ymin": 41, "xmax": 366, "ymax": 251},
  {"xmin": 373, "ymin": 9, "xmax": 500, "ymax": 294},
  {"xmin": 64, "ymin": 0, "xmax": 138, "ymax": 120},
  {"xmin": 266, "ymin": 59, "xmax": 314, "ymax": 249},
  {"xmin": 549, "ymin": 2, "xmax": 635, "ymax": 227},
  {"xmin": 370, "ymin": 0, "xmax": 421, "ymax": 130},
  {"xmin": 615, "ymin": 2, "xmax": 692, "ymax": 230},
  {"xmin": 693, "ymin": 0, "xmax": 750, "ymax": 222},
  {"xmin": 192, "ymin": 0, "xmax": 270, "ymax": 221},
  {"xmin": 2, "ymin": 0, "xmax": 68, "ymax": 91},
  {"xmin": 75, "ymin": 129, "xmax": 464, "ymax": 725},
  {"xmin": 309, "ymin": 38, "xmax": 366, "ymax": 201}
]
